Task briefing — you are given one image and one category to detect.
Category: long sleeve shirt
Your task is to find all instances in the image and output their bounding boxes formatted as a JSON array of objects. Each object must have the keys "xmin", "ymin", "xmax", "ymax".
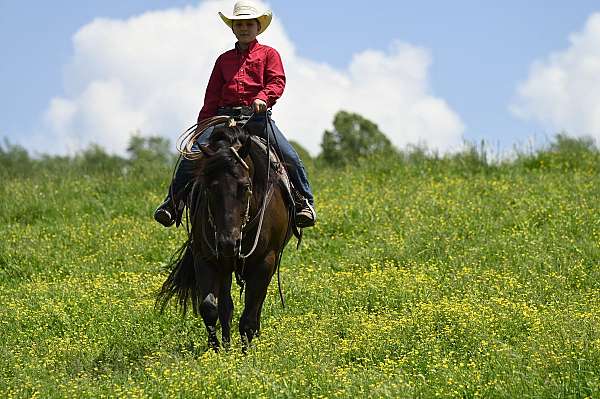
[{"xmin": 198, "ymin": 39, "xmax": 286, "ymax": 121}]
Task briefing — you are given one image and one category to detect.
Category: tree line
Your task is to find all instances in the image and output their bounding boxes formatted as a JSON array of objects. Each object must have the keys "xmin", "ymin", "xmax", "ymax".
[{"xmin": 2, "ymin": 111, "xmax": 600, "ymax": 177}]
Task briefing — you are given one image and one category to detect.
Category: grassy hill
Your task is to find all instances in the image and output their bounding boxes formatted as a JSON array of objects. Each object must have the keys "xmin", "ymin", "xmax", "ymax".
[{"xmin": 1, "ymin": 138, "xmax": 599, "ymax": 397}]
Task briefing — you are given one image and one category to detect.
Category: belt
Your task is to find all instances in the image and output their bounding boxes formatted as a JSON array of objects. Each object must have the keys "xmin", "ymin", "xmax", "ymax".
[{"xmin": 217, "ymin": 106, "xmax": 254, "ymax": 118}]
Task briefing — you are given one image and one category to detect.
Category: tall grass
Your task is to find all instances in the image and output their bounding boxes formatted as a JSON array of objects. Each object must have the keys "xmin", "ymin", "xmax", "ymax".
[{"xmin": 1, "ymin": 135, "xmax": 599, "ymax": 397}]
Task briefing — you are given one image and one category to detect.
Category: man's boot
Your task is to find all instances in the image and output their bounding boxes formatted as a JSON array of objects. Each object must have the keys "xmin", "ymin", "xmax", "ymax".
[
  {"xmin": 295, "ymin": 197, "xmax": 317, "ymax": 228},
  {"xmin": 154, "ymin": 195, "xmax": 178, "ymax": 227},
  {"xmin": 154, "ymin": 158, "xmax": 197, "ymax": 227}
]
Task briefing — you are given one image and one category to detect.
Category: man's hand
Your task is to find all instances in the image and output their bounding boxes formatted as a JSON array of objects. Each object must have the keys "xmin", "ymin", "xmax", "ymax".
[{"xmin": 252, "ymin": 99, "xmax": 267, "ymax": 113}]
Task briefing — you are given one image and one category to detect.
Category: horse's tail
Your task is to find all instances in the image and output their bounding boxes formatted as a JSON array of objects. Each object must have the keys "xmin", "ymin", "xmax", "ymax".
[{"xmin": 155, "ymin": 241, "xmax": 201, "ymax": 316}]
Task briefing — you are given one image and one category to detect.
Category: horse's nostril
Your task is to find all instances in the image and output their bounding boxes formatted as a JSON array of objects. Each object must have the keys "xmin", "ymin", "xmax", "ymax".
[{"xmin": 218, "ymin": 237, "xmax": 237, "ymax": 255}]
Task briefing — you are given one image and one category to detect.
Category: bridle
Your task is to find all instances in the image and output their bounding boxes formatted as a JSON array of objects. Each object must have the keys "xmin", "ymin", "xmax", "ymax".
[
  {"xmin": 203, "ymin": 145, "xmax": 254, "ymax": 259},
  {"xmin": 201, "ymin": 137, "xmax": 275, "ymax": 259}
]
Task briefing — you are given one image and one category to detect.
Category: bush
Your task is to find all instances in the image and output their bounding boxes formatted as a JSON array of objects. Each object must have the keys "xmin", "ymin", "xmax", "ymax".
[
  {"xmin": 443, "ymin": 140, "xmax": 491, "ymax": 175},
  {"xmin": 515, "ymin": 134, "xmax": 600, "ymax": 172},
  {"xmin": 76, "ymin": 144, "xmax": 127, "ymax": 174},
  {"xmin": 0, "ymin": 139, "xmax": 32, "ymax": 177}
]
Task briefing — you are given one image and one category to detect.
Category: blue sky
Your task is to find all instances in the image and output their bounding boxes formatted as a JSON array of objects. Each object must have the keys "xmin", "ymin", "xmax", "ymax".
[{"xmin": 2, "ymin": 1, "xmax": 600, "ymax": 155}]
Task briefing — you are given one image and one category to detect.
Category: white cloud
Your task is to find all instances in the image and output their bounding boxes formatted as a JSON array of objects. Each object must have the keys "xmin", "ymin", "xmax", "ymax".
[
  {"xmin": 511, "ymin": 13, "xmax": 600, "ymax": 141},
  {"xmin": 42, "ymin": 0, "xmax": 464, "ymax": 155}
]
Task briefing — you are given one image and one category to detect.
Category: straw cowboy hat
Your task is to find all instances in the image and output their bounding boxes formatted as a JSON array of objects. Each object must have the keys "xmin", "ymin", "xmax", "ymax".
[{"xmin": 219, "ymin": 1, "xmax": 272, "ymax": 35}]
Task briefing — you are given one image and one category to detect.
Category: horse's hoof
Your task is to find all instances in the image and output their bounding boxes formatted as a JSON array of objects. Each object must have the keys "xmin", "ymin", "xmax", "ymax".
[
  {"xmin": 208, "ymin": 339, "xmax": 220, "ymax": 352},
  {"xmin": 222, "ymin": 338, "xmax": 231, "ymax": 351}
]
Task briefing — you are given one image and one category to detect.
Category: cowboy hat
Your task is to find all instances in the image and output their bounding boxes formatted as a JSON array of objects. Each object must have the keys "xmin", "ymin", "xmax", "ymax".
[{"xmin": 219, "ymin": 1, "xmax": 272, "ymax": 35}]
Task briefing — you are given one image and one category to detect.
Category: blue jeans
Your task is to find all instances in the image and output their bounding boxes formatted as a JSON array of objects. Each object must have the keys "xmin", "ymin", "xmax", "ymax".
[{"xmin": 171, "ymin": 114, "xmax": 314, "ymax": 206}]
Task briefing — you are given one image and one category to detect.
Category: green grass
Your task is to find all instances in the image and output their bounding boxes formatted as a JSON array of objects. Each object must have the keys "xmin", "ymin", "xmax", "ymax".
[{"xmin": 1, "ymin": 145, "xmax": 600, "ymax": 398}]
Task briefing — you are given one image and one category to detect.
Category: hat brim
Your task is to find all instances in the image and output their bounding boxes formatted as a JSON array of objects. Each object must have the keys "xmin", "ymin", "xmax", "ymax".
[{"xmin": 218, "ymin": 11, "xmax": 272, "ymax": 35}]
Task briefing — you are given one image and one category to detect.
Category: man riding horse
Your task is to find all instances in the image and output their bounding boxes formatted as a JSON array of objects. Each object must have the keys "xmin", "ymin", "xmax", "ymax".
[{"xmin": 154, "ymin": 0, "xmax": 316, "ymax": 228}]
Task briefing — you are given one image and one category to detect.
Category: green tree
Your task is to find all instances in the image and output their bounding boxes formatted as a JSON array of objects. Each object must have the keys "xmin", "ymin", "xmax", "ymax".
[
  {"xmin": 126, "ymin": 133, "xmax": 173, "ymax": 164},
  {"xmin": 320, "ymin": 110, "xmax": 393, "ymax": 166}
]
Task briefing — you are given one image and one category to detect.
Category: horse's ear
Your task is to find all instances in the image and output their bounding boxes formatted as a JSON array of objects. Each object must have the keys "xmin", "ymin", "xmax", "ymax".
[
  {"xmin": 238, "ymin": 135, "xmax": 252, "ymax": 159},
  {"xmin": 200, "ymin": 143, "xmax": 215, "ymax": 157}
]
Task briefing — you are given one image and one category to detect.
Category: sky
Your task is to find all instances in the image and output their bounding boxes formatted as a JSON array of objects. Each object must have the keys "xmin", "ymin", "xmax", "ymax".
[{"xmin": 1, "ymin": 0, "xmax": 600, "ymax": 156}]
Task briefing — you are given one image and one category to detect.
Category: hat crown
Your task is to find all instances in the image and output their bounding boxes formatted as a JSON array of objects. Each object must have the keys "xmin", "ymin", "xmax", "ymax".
[
  {"xmin": 219, "ymin": 1, "xmax": 272, "ymax": 35},
  {"xmin": 233, "ymin": 1, "xmax": 260, "ymax": 17}
]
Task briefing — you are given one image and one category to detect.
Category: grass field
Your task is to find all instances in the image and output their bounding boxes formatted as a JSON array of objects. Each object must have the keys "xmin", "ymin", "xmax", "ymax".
[{"xmin": 1, "ymin": 140, "xmax": 600, "ymax": 398}]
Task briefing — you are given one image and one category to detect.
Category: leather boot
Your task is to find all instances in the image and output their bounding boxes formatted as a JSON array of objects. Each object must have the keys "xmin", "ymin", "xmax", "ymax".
[
  {"xmin": 154, "ymin": 196, "xmax": 177, "ymax": 227},
  {"xmin": 295, "ymin": 198, "xmax": 317, "ymax": 228},
  {"xmin": 154, "ymin": 158, "xmax": 196, "ymax": 227}
]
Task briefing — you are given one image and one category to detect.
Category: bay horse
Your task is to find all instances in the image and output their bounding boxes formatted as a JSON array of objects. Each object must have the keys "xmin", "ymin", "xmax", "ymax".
[{"xmin": 156, "ymin": 118, "xmax": 296, "ymax": 351}]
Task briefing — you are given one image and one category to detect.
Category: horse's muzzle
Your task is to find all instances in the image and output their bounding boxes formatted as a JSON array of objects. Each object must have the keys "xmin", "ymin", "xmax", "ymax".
[{"xmin": 217, "ymin": 234, "xmax": 242, "ymax": 258}]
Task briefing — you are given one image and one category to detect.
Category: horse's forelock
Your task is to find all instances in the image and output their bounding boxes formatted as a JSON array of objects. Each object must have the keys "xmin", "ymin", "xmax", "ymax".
[
  {"xmin": 200, "ymin": 126, "xmax": 250, "ymax": 180},
  {"xmin": 209, "ymin": 125, "xmax": 248, "ymax": 147}
]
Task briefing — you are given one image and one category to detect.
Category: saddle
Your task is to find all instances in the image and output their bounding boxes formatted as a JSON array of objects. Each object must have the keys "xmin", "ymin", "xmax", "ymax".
[
  {"xmin": 247, "ymin": 135, "xmax": 302, "ymax": 240},
  {"xmin": 249, "ymin": 136, "xmax": 292, "ymax": 197},
  {"xmin": 216, "ymin": 111, "xmax": 298, "ymax": 216},
  {"xmin": 174, "ymin": 126, "xmax": 301, "ymax": 239}
]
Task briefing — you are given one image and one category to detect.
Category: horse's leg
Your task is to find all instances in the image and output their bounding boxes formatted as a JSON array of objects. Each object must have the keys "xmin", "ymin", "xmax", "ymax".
[
  {"xmin": 239, "ymin": 253, "xmax": 276, "ymax": 352},
  {"xmin": 196, "ymin": 259, "xmax": 221, "ymax": 351},
  {"xmin": 256, "ymin": 301, "xmax": 267, "ymax": 338},
  {"xmin": 255, "ymin": 253, "xmax": 284, "ymax": 338},
  {"xmin": 218, "ymin": 272, "xmax": 234, "ymax": 349}
]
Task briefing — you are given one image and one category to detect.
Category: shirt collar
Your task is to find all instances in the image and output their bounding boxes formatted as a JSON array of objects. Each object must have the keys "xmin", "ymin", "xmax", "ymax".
[{"xmin": 236, "ymin": 39, "xmax": 259, "ymax": 54}]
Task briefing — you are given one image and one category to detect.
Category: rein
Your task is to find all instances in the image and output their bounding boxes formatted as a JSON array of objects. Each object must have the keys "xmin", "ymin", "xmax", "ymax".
[{"xmin": 240, "ymin": 112, "xmax": 273, "ymax": 260}]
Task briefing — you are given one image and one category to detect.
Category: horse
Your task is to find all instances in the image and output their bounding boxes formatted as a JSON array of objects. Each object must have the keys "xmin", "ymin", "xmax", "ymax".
[{"xmin": 156, "ymin": 119, "xmax": 295, "ymax": 351}]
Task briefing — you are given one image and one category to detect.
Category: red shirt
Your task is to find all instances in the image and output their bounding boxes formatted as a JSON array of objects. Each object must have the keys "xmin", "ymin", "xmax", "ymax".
[{"xmin": 198, "ymin": 39, "xmax": 286, "ymax": 121}]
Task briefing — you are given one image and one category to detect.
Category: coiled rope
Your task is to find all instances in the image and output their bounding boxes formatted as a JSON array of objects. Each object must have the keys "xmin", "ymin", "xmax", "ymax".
[{"xmin": 176, "ymin": 116, "xmax": 232, "ymax": 160}]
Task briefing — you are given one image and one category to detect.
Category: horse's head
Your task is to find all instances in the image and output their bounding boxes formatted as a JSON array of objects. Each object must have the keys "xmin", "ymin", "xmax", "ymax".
[{"xmin": 199, "ymin": 125, "xmax": 253, "ymax": 257}]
